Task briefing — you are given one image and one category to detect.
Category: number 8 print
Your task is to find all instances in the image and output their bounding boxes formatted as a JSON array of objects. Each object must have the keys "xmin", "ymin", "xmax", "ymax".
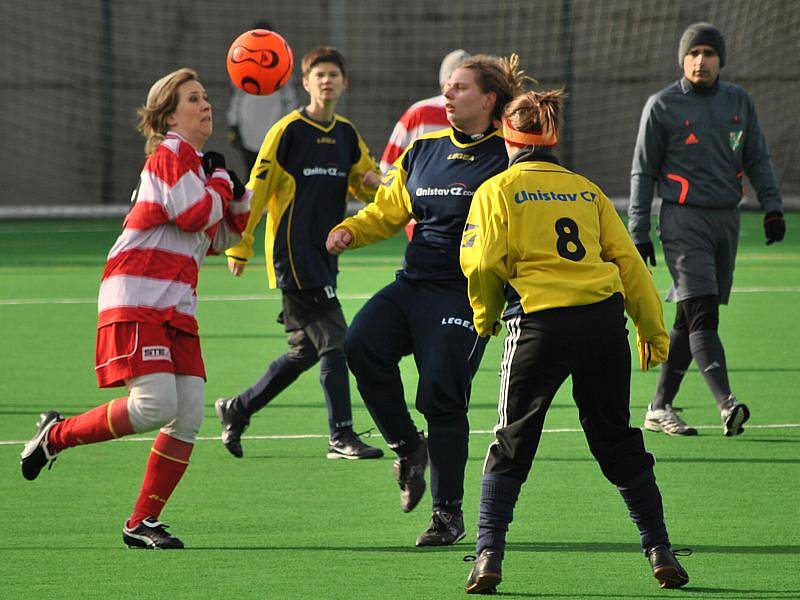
[{"xmin": 555, "ymin": 217, "xmax": 586, "ymax": 261}]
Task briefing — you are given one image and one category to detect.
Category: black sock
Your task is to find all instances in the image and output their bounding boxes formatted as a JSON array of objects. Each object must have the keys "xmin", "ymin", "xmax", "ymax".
[
  {"xmin": 689, "ymin": 330, "xmax": 732, "ymax": 409},
  {"xmin": 651, "ymin": 328, "xmax": 692, "ymax": 410},
  {"xmin": 433, "ymin": 501, "xmax": 463, "ymax": 515},
  {"xmin": 428, "ymin": 413, "xmax": 469, "ymax": 512},
  {"xmin": 320, "ymin": 352, "xmax": 353, "ymax": 437},
  {"xmin": 476, "ymin": 473, "xmax": 522, "ymax": 557},
  {"xmin": 617, "ymin": 468, "xmax": 670, "ymax": 553}
]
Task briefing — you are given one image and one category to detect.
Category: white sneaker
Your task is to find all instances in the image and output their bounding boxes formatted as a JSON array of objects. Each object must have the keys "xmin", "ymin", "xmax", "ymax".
[
  {"xmin": 644, "ymin": 405, "xmax": 698, "ymax": 436},
  {"xmin": 720, "ymin": 396, "xmax": 750, "ymax": 437}
]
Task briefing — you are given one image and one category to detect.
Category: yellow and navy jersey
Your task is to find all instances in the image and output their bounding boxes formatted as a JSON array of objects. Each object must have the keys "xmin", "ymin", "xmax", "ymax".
[
  {"xmin": 225, "ymin": 109, "xmax": 378, "ymax": 290},
  {"xmin": 460, "ymin": 149, "xmax": 666, "ymax": 344},
  {"xmin": 333, "ymin": 127, "xmax": 508, "ymax": 288}
]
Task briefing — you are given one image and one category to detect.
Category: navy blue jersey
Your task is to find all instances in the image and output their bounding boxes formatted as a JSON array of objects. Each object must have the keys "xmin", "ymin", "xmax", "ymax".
[
  {"xmin": 338, "ymin": 127, "xmax": 507, "ymax": 290},
  {"xmin": 226, "ymin": 109, "xmax": 378, "ymax": 290}
]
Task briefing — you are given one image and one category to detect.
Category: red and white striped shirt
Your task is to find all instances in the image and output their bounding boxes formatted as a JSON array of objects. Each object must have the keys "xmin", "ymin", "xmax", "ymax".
[
  {"xmin": 98, "ymin": 132, "xmax": 251, "ymax": 335},
  {"xmin": 379, "ymin": 95, "xmax": 450, "ymax": 173}
]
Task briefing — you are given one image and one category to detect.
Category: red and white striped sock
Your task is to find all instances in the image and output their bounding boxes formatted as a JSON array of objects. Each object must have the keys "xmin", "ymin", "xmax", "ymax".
[
  {"xmin": 128, "ymin": 433, "xmax": 193, "ymax": 528},
  {"xmin": 47, "ymin": 398, "xmax": 134, "ymax": 453}
]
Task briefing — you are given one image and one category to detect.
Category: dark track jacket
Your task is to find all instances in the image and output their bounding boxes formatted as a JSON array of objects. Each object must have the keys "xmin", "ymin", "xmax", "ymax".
[{"xmin": 628, "ymin": 78, "xmax": 782, "ymax": 244}]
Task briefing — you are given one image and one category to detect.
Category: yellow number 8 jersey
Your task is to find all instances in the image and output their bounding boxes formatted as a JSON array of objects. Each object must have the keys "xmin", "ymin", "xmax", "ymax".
[{"xmin": 460, "ymin": 154, "xmax": 668, "ymax": 369}]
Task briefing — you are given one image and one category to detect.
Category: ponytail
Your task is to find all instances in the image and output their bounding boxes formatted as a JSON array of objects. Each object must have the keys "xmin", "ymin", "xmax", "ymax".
[{"xmin": 502, "ymin": 89, "xmax": 567, "ymax": 147}]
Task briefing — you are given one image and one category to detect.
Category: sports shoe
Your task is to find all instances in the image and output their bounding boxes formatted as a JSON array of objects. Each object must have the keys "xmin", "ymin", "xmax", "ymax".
[
  {"xmin": 122, "ymin": 516, "xmax": 184, "ymax": 549},
  {"xmin": 20, "ymin": 411, "xmax": 63, "ymax": 481},
  {"xmin": 327, "ymin": 430, "xmax": 384, "ymax": 459},
  {"xmin": 465, "ymin": 549, "xmax": 503, "ymax": 594},
  {"xmin": 647, "ymin": 545, "xmax": 689, "ymax": 589},
  {"xmin": 215, "ymin": 398, "xmax": 249, "ymax": 458},
  {"xmin": 416, "ymin": 510, "xmax": 465, "ymax": 546},
  {"xmin": 721, "ymin": 396, "xmax": 750, "ymax": 437},
  {"xmin": 394, "ymin": 432, "xmax": 428, "ymax": 513},
  {"xmin": 643, "ymin": 405, "xmax": 698, "ymax": 436}
]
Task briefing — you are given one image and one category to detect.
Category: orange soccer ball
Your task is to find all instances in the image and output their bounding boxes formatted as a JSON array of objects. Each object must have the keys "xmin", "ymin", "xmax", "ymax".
[{"xmin": 226, "ymin": 29, "xmax": 294, "ymax": 96}]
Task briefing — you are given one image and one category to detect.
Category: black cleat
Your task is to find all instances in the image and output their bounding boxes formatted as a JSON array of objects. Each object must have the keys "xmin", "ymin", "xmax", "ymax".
[
  {"xmin": 327, "ymin": 430, "xmax": 384, "ymax": 459},
  {"xmin": 721, "ymin": 397, "xmax": 750, "ymax": 437},
  {"xmin": 123, "ymin": 517, "xmax": 185, "ymax": 549},
  {"xmin": 20, "ymin": 411, "xmax": 63, "ymax": 481},
  {"xmin": 215, "ymin": 398, "xmax": 249, "ymax": 458},
  {"xmin": 416, "ymin": 510, "xmax": 466, "ymax": 546},
  {"xmin": 647, "ymin": 545, "xmax": 689, "ymax": 589},
  {"xmin": 393, "ymin": 432, "xmax": 427, "ymax": 513},
  {"xmin": 465, "ymin": 549, "xmax": 503, "ymax": 594}
]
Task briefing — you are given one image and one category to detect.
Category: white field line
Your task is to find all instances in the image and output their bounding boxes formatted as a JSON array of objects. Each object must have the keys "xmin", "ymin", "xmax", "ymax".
[
  {"xmin": 1, "ymin": 422, "xmax": 798, "ymax": 446},
  {"xmin": 2, "ymin": 287, "xmax": 800, "ymax": 307}
]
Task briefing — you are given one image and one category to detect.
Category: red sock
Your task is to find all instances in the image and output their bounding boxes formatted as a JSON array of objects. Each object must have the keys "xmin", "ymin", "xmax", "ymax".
[
  {"xmin": 48, "ymin": 398, "xmax": 135, "ymax": 453},
  {"xmin": 128, "ymin": 433, "xmax": 194, "ymax": 528}
]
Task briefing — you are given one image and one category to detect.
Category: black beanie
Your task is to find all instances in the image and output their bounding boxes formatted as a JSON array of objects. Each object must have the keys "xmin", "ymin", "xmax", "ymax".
[{"xmin": 678, "ymin": 22, "xmax": 726, "ymax": 68}]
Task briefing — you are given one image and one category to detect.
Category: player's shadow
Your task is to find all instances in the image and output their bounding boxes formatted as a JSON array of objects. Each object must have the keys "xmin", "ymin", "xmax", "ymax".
[
  {"xmin": 494, "ymin": 591, "xmax": 800, "ymax": 598},
  {"xmin": 465, "ymin": 455, "xmax": 800, "ymax": 465},
  {"xmin": 186, "ymin": 544, "xmax": 459, "ymax": 553},
  {"xmin": 504, "ymin": 541, "xmax": 800, "ymax": 555},
  {"xmin": 649, "ymin": 456, "xmax": 800, "ymax": 464},
  {"xmin": 727, "ymin": 367, "xmax": 800, "ymax": 373},
  {"xmin": 678, "ymin": 588, "xmax": 800, "ymax": 596},
  {"xmin": 733, "ymin": 437, "xmax": 800, "ymax": 444}
]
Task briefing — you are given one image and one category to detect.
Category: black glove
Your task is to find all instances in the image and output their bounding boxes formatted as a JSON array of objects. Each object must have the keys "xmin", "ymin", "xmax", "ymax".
[
  {"xmin": 227, "ymin": 169, "xmax": 246, "ymax": 200},
  {"xmin": 764, "ymin": 211, "xmax": 786, "ymax": 245},
  {"xmin": 201, "ymin": 151, "xmax": 226, "ymax": 175},
  {"xmin": 636, "ymin": 241, "xmax": 656, "ymax": 266}
]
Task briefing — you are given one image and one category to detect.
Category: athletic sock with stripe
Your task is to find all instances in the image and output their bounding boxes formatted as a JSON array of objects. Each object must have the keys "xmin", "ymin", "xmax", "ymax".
[
  {"xmin": 47, "ymin": 398, "xmax": 134, "ymax": 453},
  {"xmin": 128, "ymin": 432, "xmax": 193, "ymax": 528}
]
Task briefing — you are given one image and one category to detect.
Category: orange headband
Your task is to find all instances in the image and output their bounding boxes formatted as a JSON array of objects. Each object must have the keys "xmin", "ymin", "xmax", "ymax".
[{"xmin": 502, "ymin": 118, "xmax": 558, "ymax": 147}]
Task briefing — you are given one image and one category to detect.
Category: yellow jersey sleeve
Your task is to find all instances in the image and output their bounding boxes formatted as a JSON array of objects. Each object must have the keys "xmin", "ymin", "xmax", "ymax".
[
  {"xmin": 331, "ymin": 161, "xmax": 413, "ymax": 249},
  {"xmin": 347, "ymin": 130, "xmax": 380, "ymax": 204},
  {"xmin": 460, "ymin": 180, "xmax": 509, "ymax": 337},
  {"xmin": 225, "ymin": 120, "xmax": 286, "ymax": 264},
  {"xmin": 597, "ymin": 194, "xmax": 669, "ymax": 369}
]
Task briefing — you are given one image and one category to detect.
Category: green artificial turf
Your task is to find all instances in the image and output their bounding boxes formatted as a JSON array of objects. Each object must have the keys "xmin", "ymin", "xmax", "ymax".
[{"xmin": 0, "ymin": 214, "xmax": 798, "ymax": 599}]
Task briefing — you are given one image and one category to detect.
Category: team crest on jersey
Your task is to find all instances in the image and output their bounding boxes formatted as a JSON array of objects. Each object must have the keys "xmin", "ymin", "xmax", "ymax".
[
  {"xmin": 461, "ymin": 223, "xmax": 478, "ymax": 248},
  {"xmin": 447, "ymin": 152, "xmax": 475, "ymax": 162},
  {"xmin": 142, "ymin": 346, "xmax": 172, "ymax": 362},
  {"xmin": 729, "ymin": 130, "xmax": 744, "ymax": 152}
]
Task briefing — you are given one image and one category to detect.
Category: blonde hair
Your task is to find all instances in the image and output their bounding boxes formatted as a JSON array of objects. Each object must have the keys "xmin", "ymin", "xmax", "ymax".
[
  {"xmin": 458, "ymin": 53, "xmax": 534, "ymax": 120},
  {"xmin": 136, "ymin": 67, "xmax": 199, "ymax": 155},
  {"xmin": 503, "ymin": 88, "xmax": 567, "ymax": 140}
]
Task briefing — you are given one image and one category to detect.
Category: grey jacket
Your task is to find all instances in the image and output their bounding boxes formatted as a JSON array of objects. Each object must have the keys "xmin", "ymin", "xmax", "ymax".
[{"xmin": 628, "ymin": 78, "xmax": 782, "ymax": 244}]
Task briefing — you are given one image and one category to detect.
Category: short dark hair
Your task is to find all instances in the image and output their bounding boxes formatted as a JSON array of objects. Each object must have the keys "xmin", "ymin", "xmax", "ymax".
[{"xmin": 301, "ymin": 46, "xmax": 347, "ymax": 77}]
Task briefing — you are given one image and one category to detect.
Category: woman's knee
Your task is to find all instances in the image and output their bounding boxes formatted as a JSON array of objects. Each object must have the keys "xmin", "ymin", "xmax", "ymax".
[
  {"xmin": 126, "ymin": 372, "xmax": 179, "ymax": 433},
  {"xmin": 160, "ymin": 375, "xmax": 205, "ymax": 443}
]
